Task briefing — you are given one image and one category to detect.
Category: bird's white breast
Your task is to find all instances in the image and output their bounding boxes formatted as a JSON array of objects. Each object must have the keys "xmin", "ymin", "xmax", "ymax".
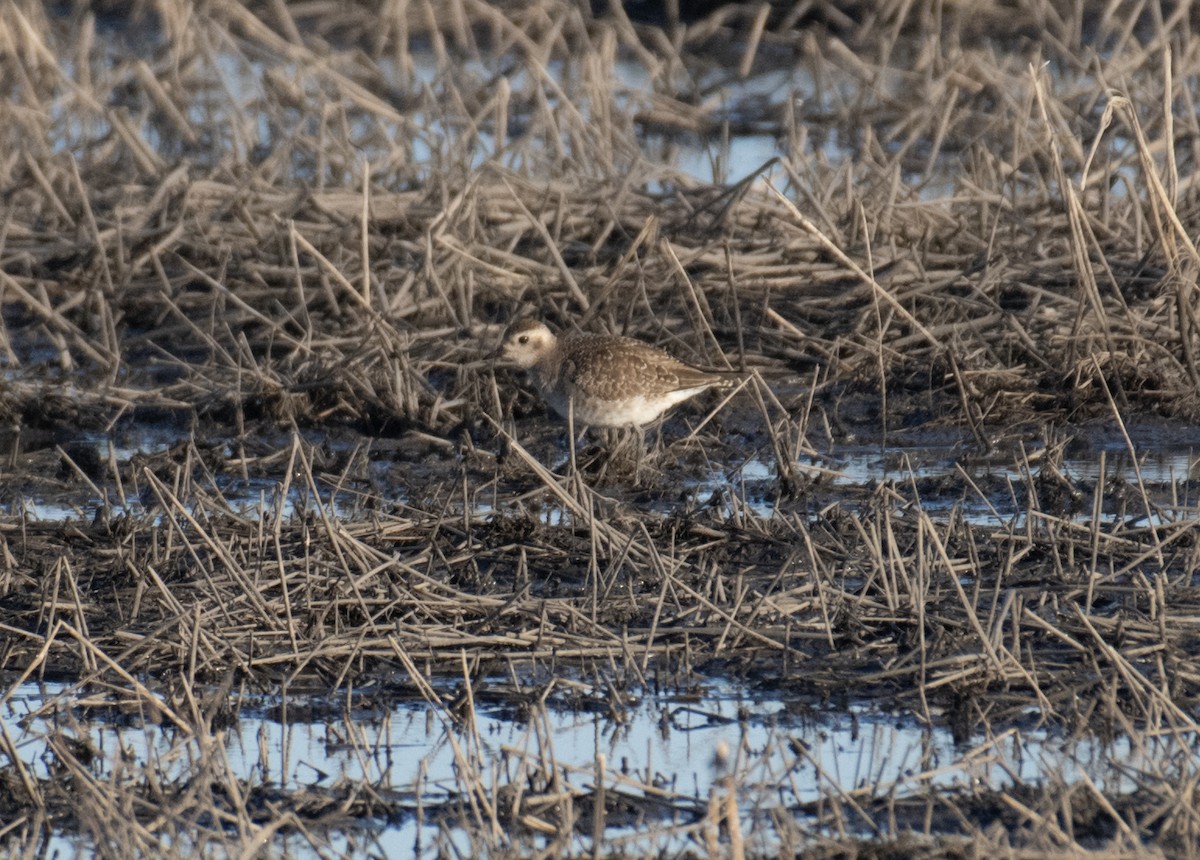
[{"xmin": 542, "ymin": 386, "xmax": 710, "ymax": 428}]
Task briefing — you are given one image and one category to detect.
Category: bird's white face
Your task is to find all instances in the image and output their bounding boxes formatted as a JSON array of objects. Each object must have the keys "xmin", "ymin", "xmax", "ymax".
[{"xmin": 498, "ymin": 321, "xmax": 556, "ymax": 369}]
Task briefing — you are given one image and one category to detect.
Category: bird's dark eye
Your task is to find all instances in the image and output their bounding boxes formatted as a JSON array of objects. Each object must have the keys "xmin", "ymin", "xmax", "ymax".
[{"xmin": 518, "ymin": 335, "xmax": 529, "ymax": 344}]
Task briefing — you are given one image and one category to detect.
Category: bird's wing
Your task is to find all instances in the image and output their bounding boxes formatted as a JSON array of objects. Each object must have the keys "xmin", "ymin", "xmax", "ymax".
[{"xmin": 569, "ymin": 336, "xmax": 722, "ymax": 397}]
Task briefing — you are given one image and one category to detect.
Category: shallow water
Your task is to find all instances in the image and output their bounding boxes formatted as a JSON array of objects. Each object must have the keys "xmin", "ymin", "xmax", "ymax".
[
  {"xmin": 10, "ymin": 419, "xmax": 1200, "ymax": 533},
  {"xmin": 1, "ymin": 676, "xmax": 1170, "ymax": 857}
]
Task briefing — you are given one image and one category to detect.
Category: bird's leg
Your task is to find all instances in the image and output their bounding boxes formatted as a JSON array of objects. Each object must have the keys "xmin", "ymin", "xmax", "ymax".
[
  {"xmin": 632, "ymin": 425, "xmax": 648, "ymax": 483},
  {"xmin": 608, "ymin": 426, "xmax": 647, "ymax": 482},
  {"xmin": 566, "ymin": 397, "xmax": 576, "ymax": 476},
  {"xmin": 562, "ymin": 398, "xmax": 603, "ymax": 474}
]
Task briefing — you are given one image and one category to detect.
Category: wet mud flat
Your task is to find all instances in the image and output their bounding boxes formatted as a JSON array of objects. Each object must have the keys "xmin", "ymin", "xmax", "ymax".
[
  {"xmin": 5, "ymin": 0, "xmax": 1200, "ymax": 857},
  {"xmin": 5, "ymin": 390, "xmax": 1200, "ymax": 856}
]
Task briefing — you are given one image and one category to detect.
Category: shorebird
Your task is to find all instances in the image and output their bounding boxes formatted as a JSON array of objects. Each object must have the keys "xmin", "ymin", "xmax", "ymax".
[{"xmin": 496, "ymin": 319, "xmax": 736, "ymax": 429}]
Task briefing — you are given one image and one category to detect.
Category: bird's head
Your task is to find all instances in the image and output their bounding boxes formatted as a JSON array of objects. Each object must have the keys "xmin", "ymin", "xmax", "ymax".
[{"xmin": 496, "ymin": 319, "xmax": 557, "ymax": 368}]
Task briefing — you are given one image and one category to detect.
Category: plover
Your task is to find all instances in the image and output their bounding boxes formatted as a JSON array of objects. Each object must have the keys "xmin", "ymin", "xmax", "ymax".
[{"xmin": 496, "ymin": 319, "xmax": 736, "ymax": 428}]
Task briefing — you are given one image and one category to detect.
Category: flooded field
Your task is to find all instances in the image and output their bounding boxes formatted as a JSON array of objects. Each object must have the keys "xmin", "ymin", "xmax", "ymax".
[
  {"xmin": 4, "ymin": 0, "xmax": 1200, "ymax": 857},
  {"xmin": 6, "ymin": 673, "xmax": 1191, "ymax": 857}
]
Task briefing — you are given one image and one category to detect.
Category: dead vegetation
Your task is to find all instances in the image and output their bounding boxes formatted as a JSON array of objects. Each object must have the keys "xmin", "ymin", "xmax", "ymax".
[{"xmin": 3, "ymin": 0, "xmax": 1200, "ymax": 856}]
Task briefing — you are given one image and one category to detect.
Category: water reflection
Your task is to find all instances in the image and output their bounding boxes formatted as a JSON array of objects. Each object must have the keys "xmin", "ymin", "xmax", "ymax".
[
  {"xmin": 0, "ymin": 678, "xmax": 1166, "ymax": 857},
  {"xmin": 6, "ymin": 422, "xmax": 1200, "ymax": 532}
]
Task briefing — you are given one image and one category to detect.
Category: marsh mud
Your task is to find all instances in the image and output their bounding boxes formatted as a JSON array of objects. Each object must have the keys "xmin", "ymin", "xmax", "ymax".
[{"xmin": 4, "ymin": 397, "xmax": 1200, "ymax": 854}]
